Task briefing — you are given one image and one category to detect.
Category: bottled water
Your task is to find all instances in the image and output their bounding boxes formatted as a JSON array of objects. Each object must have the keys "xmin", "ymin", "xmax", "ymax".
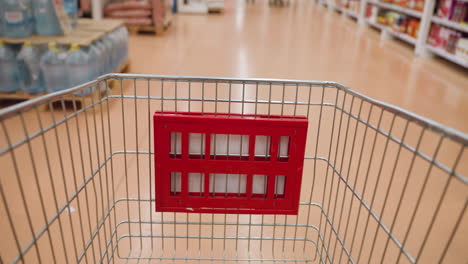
[
  {"xmin": 84, "ymin": 44, "xmax": 101, "ymax": 80},
  {"xmin": 1, "ymin": 0, "xmax": 34, "ymax": 38},
  {"xmin": 17, "ymin": 42, "xmax": 46, "ymax": 94},
  {"xmin": 113, "ymin": 27, "xmax": 128, "ymax": 68},
  {"xmin": 41, "ymin": 42, "xmax": 68, "ymax": 92},
  {"xmin": 94, "ymin": 40, "xmax": 107, "ymax": 75},
  {"xmin": 107, "ymin": 32, "xmax": 120, "ymax": 71},
  {"xmin": 33, "ymin": 0, "xmax": 62, "ymax": 36},
  {"xmin": 111, "ymin": 27, "xmax": 129, "ymax": 69},
  {"xmin": 122, "ymin": 27, "xmax": 129, "ymax": 64},
  {"xmin": 66, "ymin": 44, "xmax": 92, "ymax": 94},
  {"xmin": 0, "ymin": 41, "xmax": 20, "ymax": 92},
  {"xmin": 63, "ymin": 0, "xmax": 78, "ymax": 29},
  {"xmin": 100, "ymin": 36, "xmax": 114, "ymax": 73}
]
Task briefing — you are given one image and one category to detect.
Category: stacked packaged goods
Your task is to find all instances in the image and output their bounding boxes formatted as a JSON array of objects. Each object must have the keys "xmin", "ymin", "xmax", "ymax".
[
  {"xmin": 0, "ymin": 27, "xmax": 129, "ymax": 94},
  {"xmin": 104, "ymin": 0, "xmax": 172, "ymax": 30},
  {"xmin": 0, "ymin": 0, "xmax": 76, "ymax": 38}
]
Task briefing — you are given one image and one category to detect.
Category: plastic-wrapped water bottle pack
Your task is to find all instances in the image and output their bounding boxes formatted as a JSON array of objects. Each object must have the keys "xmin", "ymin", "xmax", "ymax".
[
  {"xmin": 0, "ymin": 0, "xmax": 78, "ymax": 38},
  {"xmin": 0, "ymin": 27, "xmax": 129, "ymax": 93}
]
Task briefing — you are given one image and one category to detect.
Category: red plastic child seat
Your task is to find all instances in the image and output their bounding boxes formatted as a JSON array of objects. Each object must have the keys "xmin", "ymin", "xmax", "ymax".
[{"xmin": 154, "ymin": 111, "xmax": 308, "ymax": 215}]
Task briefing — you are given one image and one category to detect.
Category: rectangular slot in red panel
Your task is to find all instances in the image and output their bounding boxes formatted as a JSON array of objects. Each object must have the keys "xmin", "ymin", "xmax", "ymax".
[{"xmin": 154, "ymin": 111, "xmax": 308, "ymax": 215}]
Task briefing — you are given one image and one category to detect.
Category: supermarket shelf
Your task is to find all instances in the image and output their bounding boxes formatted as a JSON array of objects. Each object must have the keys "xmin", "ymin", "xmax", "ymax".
[
  {"xmin": 345, "ymin": 9, "xmax": 358, "ymax": 19},
  {"xmin": 426, "ymin": 45, "xmax": 468, "ymax": 68},
  {"xmin": 367, "ymin": 19, "xmax": 385, "ymax": 30},
  {"xmin": 367, "ymin": 20, "xmax": 417, "ymax": 45},
  {"xmin": 367, "ymin": 0, "xmax": 422, "ymax": 18},
  {"xmin": 321, "ymin": 0, "xmax": 467, "ymax": 68},
  {"xmin": 388, "ymin": 29, "xmax": 417, "ymax": 45},
  {"xmin": 334, "ymin": 4, "xmax": 344, "ymax": 12},
  {"xmin": 431, "ymin": 16, "xmax": 468, "ymax": 33}
]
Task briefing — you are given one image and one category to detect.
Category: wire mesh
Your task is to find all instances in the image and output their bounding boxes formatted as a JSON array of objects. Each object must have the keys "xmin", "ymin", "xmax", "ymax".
[{"xmin": 0, "ymin": 75, "xmax": 466, "ymax": 264}]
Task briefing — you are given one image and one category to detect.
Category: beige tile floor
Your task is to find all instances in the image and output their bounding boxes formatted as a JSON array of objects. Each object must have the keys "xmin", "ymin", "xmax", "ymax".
[
  {"xmin": 127, "ymin": 0, "xmax": 468, "ymax": 133},
  {"xmin": 0, "ymin": 0, "xmax": 467, "ymax": 264}
]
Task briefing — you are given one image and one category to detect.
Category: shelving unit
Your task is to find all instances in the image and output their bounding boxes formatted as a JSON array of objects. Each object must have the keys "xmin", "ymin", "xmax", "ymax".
[
  {"xmin": 431, "ymin": 16, "xmax": 468, "ymax": 34},
  {"xmin": 345, "ymin": 9, "xmax": 358, "ymax": 19},
  {"xmin": 426, "ymin": 45, "xmax": 468, "ymax": 67},
  {"xmin": 321, "ymin": 0, "xmax": 359, "ymax": 18},
  {"xmin": 368, "ymin": 19, "xmax": 418, "ymax": 45},
  {"xmin": 318, "ymin": 0, "xmax": 468, "ymax": 69},
  {"xmin": 367, "ymin": 0, "xmax": 422, "ymax": 17}
]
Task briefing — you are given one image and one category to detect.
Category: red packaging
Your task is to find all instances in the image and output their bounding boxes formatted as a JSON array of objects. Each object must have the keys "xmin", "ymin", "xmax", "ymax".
[
  {"xmin": 428, "ymin": 24, "xmax": 442, "ymax": 47},
  {"xmin": 437, "ymin": 0, "xmax": 455, "ymax": 18},
  {"xmin": 104, "ymin": 2, "xmax": 152, "ymax": 13}
]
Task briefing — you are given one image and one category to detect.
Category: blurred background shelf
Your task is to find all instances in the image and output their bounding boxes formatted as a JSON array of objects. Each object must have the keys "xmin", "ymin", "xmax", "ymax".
[
  {"xmin": 426, "ymin": 45, "xmax": 468, "ymax": 68},
  {"xmin": 431, "ymin": 16, "xmax": 468, "ymax": 33}
]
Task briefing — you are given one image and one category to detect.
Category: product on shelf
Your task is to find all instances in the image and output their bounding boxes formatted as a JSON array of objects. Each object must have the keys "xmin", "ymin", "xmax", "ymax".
[
  {"xmin": 105, "ymin": 1, "xmax": 153, "ymax": 26},
  {"xmin": 450, "ymin": 0, "xmax": 468, "ymax": 23},
  {"xmin": 406, "ymin": 18, "xmax": 420, "ymax": 38},
  {"xmin": 366, "ymin": 5, "xmax": 379, "ymax": 23},
  {"xmin": 376, "ymin": 9, "xmax": 388, "ymax": 24},
  {"xmin": 1, "ymin": 0, "xmax": 76, "ymax": 37},
  {"xmin": 17, "ymin": 42, "xmax": 46, "ymax": 94},
  {"xmin": 0, "ymin": 26, "xmax": 129, "ymax": 94},
  {"xmin": 152, "ymin": 0, "xmax": 173, "ymax": 28},
  {"xmin": 66, "ymin": 43, "xmax": 92, "ymax": 90},
  {"xmin": 33, "ymin": 0, "xmax": 63, "ymax": 36},
  {"xmin": 436, "ymin": 0, "xmax": 468, "ymax": 22},
  {"xmin": 455, "ymin": 38, "xmax": 468, "ymax": 61},
  {"xmin": 105, "ymin": 0, "xmax": 172, "ymax": 29},
  {"xmin": 413, "ymin": 0, "xmax": 425, "ymax": 11},
  {"xmin": 372, "ymin": 7, "xmax": 420, "ymax": 38},
  {"xmin": 63, "ymin": 0, "xmax": 78, "ymax": 29},
  {"xmin": 1, "ymin": 0, "xmax": 34, "ymax": 38},
  {"xmin": 428, "ymin": 23, "xmax": 468, "ymax": 58},
  {"xmin": 0, "ymin": 40, "xmax": 20, "ymax": 92},
  {"xmin": 377, "ymin": 0, "xmax": 425, "ymax": 11},
  {"xmin": 41, "ymin": 42, "xmax": 68, "ymax": 92}
]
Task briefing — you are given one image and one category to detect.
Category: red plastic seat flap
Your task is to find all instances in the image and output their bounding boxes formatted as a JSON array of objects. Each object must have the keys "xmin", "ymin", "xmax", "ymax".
[{"xmin": 154, "ymin": 111, "xmax": 308, "ymax": 215}]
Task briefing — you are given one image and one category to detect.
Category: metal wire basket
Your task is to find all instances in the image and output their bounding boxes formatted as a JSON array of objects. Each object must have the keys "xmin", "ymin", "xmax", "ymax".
[{"xmin": 0, "ymin": 74, "xmax": 466, "ymax": 264}]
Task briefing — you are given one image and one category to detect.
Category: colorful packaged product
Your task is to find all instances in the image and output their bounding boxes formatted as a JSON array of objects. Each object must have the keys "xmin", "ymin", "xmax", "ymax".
[
  {"xmin": 455, "ymin": 38, "xmax": 468, "ymax": 61},
  {"xmin": 437, "ymin": 0, "xmax": 455, "ymax": 19}
]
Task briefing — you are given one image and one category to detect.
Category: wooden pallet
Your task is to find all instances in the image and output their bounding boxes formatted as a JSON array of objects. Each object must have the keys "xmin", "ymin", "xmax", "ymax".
[
  {"xmin": 208, "ymin": 7, "xmax": 224, "ymax": 13},
  {"xmin": 127, "ymin": 15, "xmax": 172, "ymax": 35},
  {"xmin": 108, "ymin": 60, "xmax": 131, "ymax": 89},
  {"xmin": 0, "ymin": 60, "xmax": 130, "ymax": 110},
  {"xmin": 0, "ymin": 86, "xmax": 107, "ymax": 110}
]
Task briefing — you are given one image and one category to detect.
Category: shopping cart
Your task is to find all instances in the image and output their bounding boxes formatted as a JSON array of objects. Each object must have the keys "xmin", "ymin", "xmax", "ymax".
[{"xmin": 0, "ymin": 75, "xmax": 466, "ymax": 264}]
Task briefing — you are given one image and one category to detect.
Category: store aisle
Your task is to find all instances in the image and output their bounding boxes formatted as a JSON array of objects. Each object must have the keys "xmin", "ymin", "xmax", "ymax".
[{"xmin": 128, "ymin": 0, "xmax": 468, "ymax": 132}]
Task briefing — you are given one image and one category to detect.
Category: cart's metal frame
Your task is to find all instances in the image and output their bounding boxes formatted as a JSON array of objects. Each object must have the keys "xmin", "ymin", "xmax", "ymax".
[{"xmin": 0, "ymin": 74, "xmax": 466, "ymax": 264}]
